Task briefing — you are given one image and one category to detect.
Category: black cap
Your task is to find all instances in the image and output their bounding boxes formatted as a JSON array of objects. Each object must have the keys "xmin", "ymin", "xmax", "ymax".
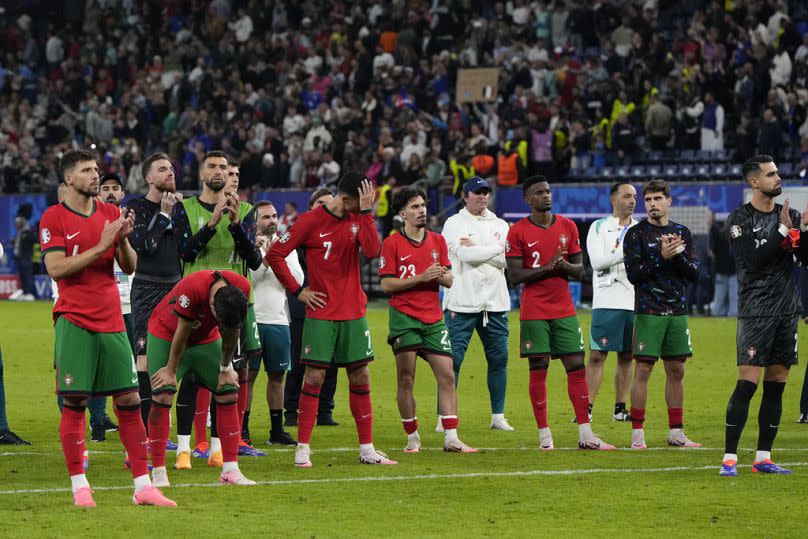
[{"xmin": 99, "ymin": 172, "xmax": 124, "ymax": 188}]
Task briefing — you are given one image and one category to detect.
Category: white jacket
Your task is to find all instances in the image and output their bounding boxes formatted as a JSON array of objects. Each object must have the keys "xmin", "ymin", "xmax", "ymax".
[
  {"xmin": 441, "ymin": 207, "xmax": 510, "ymax": 314},
  {"xmin": 587, "ymin": 215, "xmax": 636, "ymax": 311},
  {"xmin": 251, "ymin": 247, "xmax": 304, "ymax": 325}
]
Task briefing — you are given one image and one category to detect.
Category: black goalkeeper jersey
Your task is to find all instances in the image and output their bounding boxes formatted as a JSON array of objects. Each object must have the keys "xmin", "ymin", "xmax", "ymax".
[
  {"xmin": 623, "ymin": 219, "xmax": 700, "ymax": 316},
  {"xmin": 726, "ymin": 202, "xmax": 807, "ymax": 318},
  {"xmin": 125, "ymin": 197, "xmax": 182, "ymax": 279}
]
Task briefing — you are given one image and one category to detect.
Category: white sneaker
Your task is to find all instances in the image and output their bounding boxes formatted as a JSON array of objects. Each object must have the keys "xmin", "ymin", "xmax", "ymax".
[
  {"xmin": 404, "ymin": 432, "xmax": 421, "ymax": 453},
  {"xmin": 539, "ymin": 431, "xmax": 555, "ymax": 451},
  {"xmin": 359, "ymin": 449, "xmax": 398, "ymax": 465},
  {"xmin": 631, "ymin": 429, "xmax": 647, "ymax": 449},
  {"xmin": 443, "ymin": 438, "xmax": 478, "ymax": 453},
  {"xmin": 151, "ymin": 466, "xmax": 170, "ymax": 488},
  {"xmin": 20, "ymin": 293, "xmax": 35, "ymax": 301},
  {"xmin": 435, "ymin": 417, "xmax": 444, "ymax": 433},
  {"xmin": 667, "ymin": 429, "xmax": 702, "ymax": 448},
  {"xmin": 8, "ymin": 290, "xmax": 23, "ymax": 300},
  {"xmin": 295, "ymin": 445, "xmax": 312, "ymax": 468},
  {"xmin": 612, "ymin": 409, "xmax": 630, "ymax": 422},
  {"xmin": 490, "ymin": 415, "xmax": 515, "ymax": 431},
  {"xmin": 220, "ymin": 469, "xmax": 257, "ymax": 485}
]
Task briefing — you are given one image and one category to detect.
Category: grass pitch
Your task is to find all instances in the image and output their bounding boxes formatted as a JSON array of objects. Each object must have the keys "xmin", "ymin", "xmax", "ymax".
[{"xmin": 1, "ymin": 301, "xmax": 808, "ymax": 537}]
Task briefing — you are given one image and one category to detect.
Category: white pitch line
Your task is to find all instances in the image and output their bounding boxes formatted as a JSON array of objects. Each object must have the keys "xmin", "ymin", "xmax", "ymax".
[
  {"xmin": 7, "ymin": 447, "xmax": 808, "ymax": 457},
  {"xmin": 1, "ymin": 462, "xmax": 807, "ymax": 496}
]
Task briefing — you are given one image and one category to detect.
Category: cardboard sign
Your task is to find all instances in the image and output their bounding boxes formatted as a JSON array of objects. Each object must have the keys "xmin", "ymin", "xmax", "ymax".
[{"xmin": 455, "ymin": 68, "xmax": 499, "ymax": 104}]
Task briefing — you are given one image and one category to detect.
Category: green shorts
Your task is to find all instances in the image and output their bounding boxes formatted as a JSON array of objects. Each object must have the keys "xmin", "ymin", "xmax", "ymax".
[
  {"xmin": 146, "ymin": 332, "xmax": 238, "ymax": 395},
  {"xmin": 301, "ymin": 317, "xmax": 374, "ymax": 368},
  {"xmin": 54, "ymin": 316, "xmax": 138, "ymax": 396},
  {"xmin": 590, "ymin": 309, "xmax": 634, "ymax": 352},
  {"xmin": 387, "ymin": 308, "xmax": 453, "ymax": 360},
  {"xmin": 632, "ymin": 314, "xmax": 692, "ymax": 362},
  {"xmin": 250, "ymin": 323, "xmax": 291, "ymax": 372},
  {"xmin": 236, "ymin": 304, "xmax": 262, "ymax": 365},
  {"xmin": 520, "ymin": 316, "xmax": 585, "ymax": 359}
]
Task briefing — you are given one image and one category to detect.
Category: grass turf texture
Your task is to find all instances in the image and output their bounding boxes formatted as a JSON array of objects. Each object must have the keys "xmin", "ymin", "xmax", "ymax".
[{"xmin": 1, "ymin": 300, "xmax": 808, "ymax": 537}]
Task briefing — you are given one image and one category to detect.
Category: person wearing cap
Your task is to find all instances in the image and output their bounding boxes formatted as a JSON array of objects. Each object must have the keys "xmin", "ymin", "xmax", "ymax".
[{"xmin": 440, "ymin": 176, "xmax": 513, "ymax": 431}]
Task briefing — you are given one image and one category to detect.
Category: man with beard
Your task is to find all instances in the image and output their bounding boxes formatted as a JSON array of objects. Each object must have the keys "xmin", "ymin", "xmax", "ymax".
[
  {"xmin": 720, "ymin": 156, "xmax": 808, "ymax": 476},
  {"xmin": 171, "ymin": 151, "xmax": 263, "ymax": 469},
  {"xmin": 248, "ymin": 201, "xmax": 299, "ymax": 446},
  {"xmin": 126, "ymin": 154, "xmax": 183, "ymax": 439}
]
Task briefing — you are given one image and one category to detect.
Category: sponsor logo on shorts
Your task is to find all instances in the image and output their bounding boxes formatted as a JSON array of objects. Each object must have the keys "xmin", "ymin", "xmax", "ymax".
[
  {"xmin": 395, "ymin": 337, "xmax": 401, "ymax": 344},
  {"xmin": 747, "ymin": 347, "xmax": 757, "ymax": 359},
  {"xmin": 600, "ymin": 337, "xmax": 609, "ymax": 346},
  {"xmin": 178, "ymin": 294, "xmax": 190, "ymax": 308},
  {"xmin": 41, "ymin": 228, "xmax": 51, "ymax": 244},
  {"xmin": 303, "ymin": 345, "xmax": 311, "ymax": 355},
  {"xmin": 638, "ymin": 342, "xmax": 645, "ymax": 352},
  {"xmin": 525, "ymin": 340, "xmax": 532, "ymax": 350},
  {"xmin": 64, "ymin": 374, "xmax": 74, "ymax": 386}
]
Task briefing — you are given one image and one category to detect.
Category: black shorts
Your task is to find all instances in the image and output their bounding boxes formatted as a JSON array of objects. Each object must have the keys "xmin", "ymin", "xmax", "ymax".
[
  {"xmin": 131, "ymin": 278, "xmax": 178, "ymax": 356},
  {"xmin": 736, "ymin": 315, "xmax": 799, "ymax": 367}
]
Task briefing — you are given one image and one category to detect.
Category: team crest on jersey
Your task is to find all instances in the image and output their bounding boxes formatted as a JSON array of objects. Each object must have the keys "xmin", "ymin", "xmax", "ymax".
[
  {"xmin": 600, "ymin": 337, "xmax": 609, "ymax": 346},
  {"xmin": 559, "ymin": 234, "xmax": 568, "ymax": 248},
  {"xmin": 351, "ymin": 224, "xmax": 359, "ymax": 236},
  {"xmin": 431, "ymin": 249, "xmax": 439, "ymax": 262},
  {"xmin": 747, "ymin": 347, "xmax": 757, "ymax": 359},
  {"xmin": 379, "ymin": 256, "xmax": 385, "ymax": 269},
  {"xmin": 63, "ymin": 374, "xmax": 74, "ymax": 386},
  {"xmin": 638, "ymin": 342, "xmax": 645, "ymax": 352},
  {"xmin": 730, "ymin": 225, "xmax": 742, "ymax": 239},
  {"xmin": 41, "ymin": 228, "xmax": 51, "ymax": 244},
  {"xmin": 525, "ymin": 340, "xmax": 532, "ymax": 350},
  {"xmin": 279, "ymin": 231, "xmax": 290, "ymax": 243},
  {"xmin": 178, "ymin": 294, "xmax": 190, "ymax": 308}
]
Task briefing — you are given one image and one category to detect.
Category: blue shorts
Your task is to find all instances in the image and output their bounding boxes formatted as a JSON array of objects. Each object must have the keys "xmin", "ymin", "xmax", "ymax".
[
  {"xmin": 249, "ymin": 324, "xmax": 292, "ymax": 372},
  {"xmin": 589, "ymin": 309, "xmax": 633, "ymax": 353}
]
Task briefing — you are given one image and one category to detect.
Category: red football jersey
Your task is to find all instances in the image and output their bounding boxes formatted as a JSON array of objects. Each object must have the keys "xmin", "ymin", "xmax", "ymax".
[
  {"xmin": 379, "ymin": 230, "xmax": 451, "ymax": 324},
  {"xmin": 267, "ymin": 205, "xmax": 380, "ymax": 321},
  {"xmin": 40, "ymin": 200, "xmax": 125, "ymax": 332},
  {"xmin": 148, "ymin": 270, "xmax": 252, "ymax": 345},
  {"xmin": 506, "ymin": 214, "xmax": 581, "ymax": 320}
]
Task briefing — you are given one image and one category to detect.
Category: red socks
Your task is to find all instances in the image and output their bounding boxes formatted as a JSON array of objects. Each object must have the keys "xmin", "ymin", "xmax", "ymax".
[
  {"xmin": 237, "ymin": 375, "xmax": 249, "ymax": 434},
  {"xmin": 349, "ymin": 384, "xmax": 373, "ymax": 445},
  {"xmin": 59, "ymin": 405, "xmax": 86, "ymax": 476},
  {"xmin": 441, "ymin": 416, "xmax": 458, "ymax": 430},
  {"xmin": 401, "ymin": 418, "xmax": 418, "ymax": 434},
  {"xmin": 194, "ymin": 387, "xmax": 210, "ymax": 445},
  {"xmin": 529, "ymin": 369, "xmax": 549, "ymax": 429},
  {"xmin": 148, "ymin": 402, "xmax": 171, "ymax": 468},
  {"xmin": 566, "ymin": 368, "xmax": 591, "ymax": 425},
  {"xmin": 630, "ymin": 407, "xmax": 646, "ymax": 430},
  {"xmin": 668, "ymin": 407, "xmax": 683, "ymax": 429},
  {"xmin": 216, "ymin": 401, "xmax": 240, "ymax": 464},
  {"xmin": 297, "ymin": 383, "xmax": 321, "ymax": 445},
  {"xmin": 115, "ymin": 404, "xmax": 149, "ymax": 478}
]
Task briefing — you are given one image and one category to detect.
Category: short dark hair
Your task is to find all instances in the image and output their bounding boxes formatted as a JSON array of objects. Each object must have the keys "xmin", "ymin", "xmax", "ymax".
[
  {"xmin": 522, "ymin": 175, "xmax": 549, "ymax": 195},
  {"xmin": 308, "ymin": 187, "xmax": 334, "ymax": 209},
  {"xmin": 227, "ymin": 155, "xmax": 240, "ymax": 168},
  {"xmin": 58, "ymin": 149, "xmax": 97, "ymax": 181},
  {"xmin": 141, "ymin": 152, "xmax": 170, "ymax": 180},
  {"xmin": 254, "ymin": 200, "xmax": 275, "ymax": 211},
  {"xmin": 337, "ymin": 170, "xmax": 366, "ymax": 197},
  {"xmin": 742, "ymin": 154, "xmax": 774, "ymax": 181},
  {"xmin": 642, "ymin": 179, "xmax": 670, "ymax": 197},
  {"xmin": 610, "ymin": 181, "xmax": 633, "ymax": 197},
  {"xmin": 213, "ymin": 285, "xmax": 248, "ymax": 330},
  {"xmin": 393, "ymin": 186, "xmax": 427, "ymax": 213},
  {"xmin": 203, "ymin": 150, "xmax": 229, "ymax": 164}
]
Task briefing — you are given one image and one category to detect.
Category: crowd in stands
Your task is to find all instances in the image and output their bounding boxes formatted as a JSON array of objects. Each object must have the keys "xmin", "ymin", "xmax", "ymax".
[{"xmin": 1, "ymin": 0, "xmax": 808, "ymax": 196}]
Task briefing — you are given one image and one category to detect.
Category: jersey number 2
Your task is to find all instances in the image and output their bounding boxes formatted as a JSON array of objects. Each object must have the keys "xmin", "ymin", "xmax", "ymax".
[{"xmin": 531, "ymin": 251, "xmax": 541, "ymax": 268}]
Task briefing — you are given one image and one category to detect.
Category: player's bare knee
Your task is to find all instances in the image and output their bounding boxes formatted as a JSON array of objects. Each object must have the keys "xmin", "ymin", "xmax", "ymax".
[
  {"xmin": 346, "ymin": 364, "xmax": 370, "ymax": 385},
  {"xmin": 588, "ymin": 351, "xmax": 607, "ymax": 365},
  {"xmin": 214, "ymin": 393, "xmax": 237, "ymax": 405},
  {"xmin": 114, "ymin": 391, "xmax": 141, "ymax": 407},
  {"xmin": 303, "ymin": 366, "xmax": 327, "ymax": 386},
  {"xmin": 152, "ymin": 392, "xmax": 173, "ymax": 406},
  {"xmin": 664, "ymin": 360, "xmax": 685, "ymax": 379},
  {"xmin": 62, "ymin": 396, "xmax": 88, "ymax": 408}
]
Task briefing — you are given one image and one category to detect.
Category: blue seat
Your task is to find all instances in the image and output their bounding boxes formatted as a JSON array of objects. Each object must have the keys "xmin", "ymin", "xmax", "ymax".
[
  {"xmin": 711, "ymin": 163, "xmax": 727, "ymax": 178},
  {"xmin": 680, "ymin": 149, "xmax": 697, "ymax": 162},
  {"xmin": 696, "ymin": 164, "xmax": 710, "ymax": 177},
  {"xmin": 600, "ymin": 166, "xmax": 614, "ymax": 178},
  {"xmin": 647, "ymin": 164, "xmax": 662, "ymax": 177},
  {"xmin": 615, "ymin": 166, "xmax": 630, "ymax": 178},
  {"xmin": 630, "ymin": 165, "xmax": 647, "ymax": 178},
  {"xmin": 662, "ymin": 164, "xmax": 679, "ymax": 178}
]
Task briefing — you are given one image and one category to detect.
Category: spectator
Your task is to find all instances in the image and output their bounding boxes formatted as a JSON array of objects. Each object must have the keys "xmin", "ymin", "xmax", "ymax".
[
  {"xmin": 758, "ymin": 108, "xmax": 782, "ymax": 160},
  {"xmin": 701, "ymin": 91, "xmax": 725, "ymax": 152},
  {"xmin": 317, "ymin": 152, "xmax": 341, "ymax": 186},
  {"xmin": 8, "ymin": 204, "xmax": 35, "ymax": 302},
  {"xmin": 710, "ymin": 219, "xmax": 737, "ymax": 317},
  {"xmin": 645, "ymin": 93, "xmax": 673, "ymax": 150}
]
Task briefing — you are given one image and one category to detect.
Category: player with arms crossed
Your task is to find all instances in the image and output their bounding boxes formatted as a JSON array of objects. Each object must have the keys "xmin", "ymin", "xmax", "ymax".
[
  {"xmin": 148, "ymin": 270, "xmax": 256, "ymax": 486},
  {"xmin": 268, "ymin": 171, "xmax": 396, "ymax": 467},
  {"xmin": 506, "ymin": 176, "xmax": 615, "ymax": 450},
  {"xmin": 584, "ymin": 182, "xmax": 638, "ymax": 422},
  {"xmin": 40, "ymin": 149, "xmax": 174, "ymax": 507},
  {"xmin": 379, "ymin": 186, "xmax": 477, "ymax": 453},
  {"xmin": 623, "ymin": 179, "xmax": 701, "ymax": 449},
  {"xmin": 720, "ymin": 155, "xmax": 808, "ymax": 476}
]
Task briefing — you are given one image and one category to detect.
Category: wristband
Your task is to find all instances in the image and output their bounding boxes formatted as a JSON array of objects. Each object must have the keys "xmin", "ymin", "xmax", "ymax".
[{"xmin": 220, "ymin": 363, "xmax": 234, "ymax": 373}]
